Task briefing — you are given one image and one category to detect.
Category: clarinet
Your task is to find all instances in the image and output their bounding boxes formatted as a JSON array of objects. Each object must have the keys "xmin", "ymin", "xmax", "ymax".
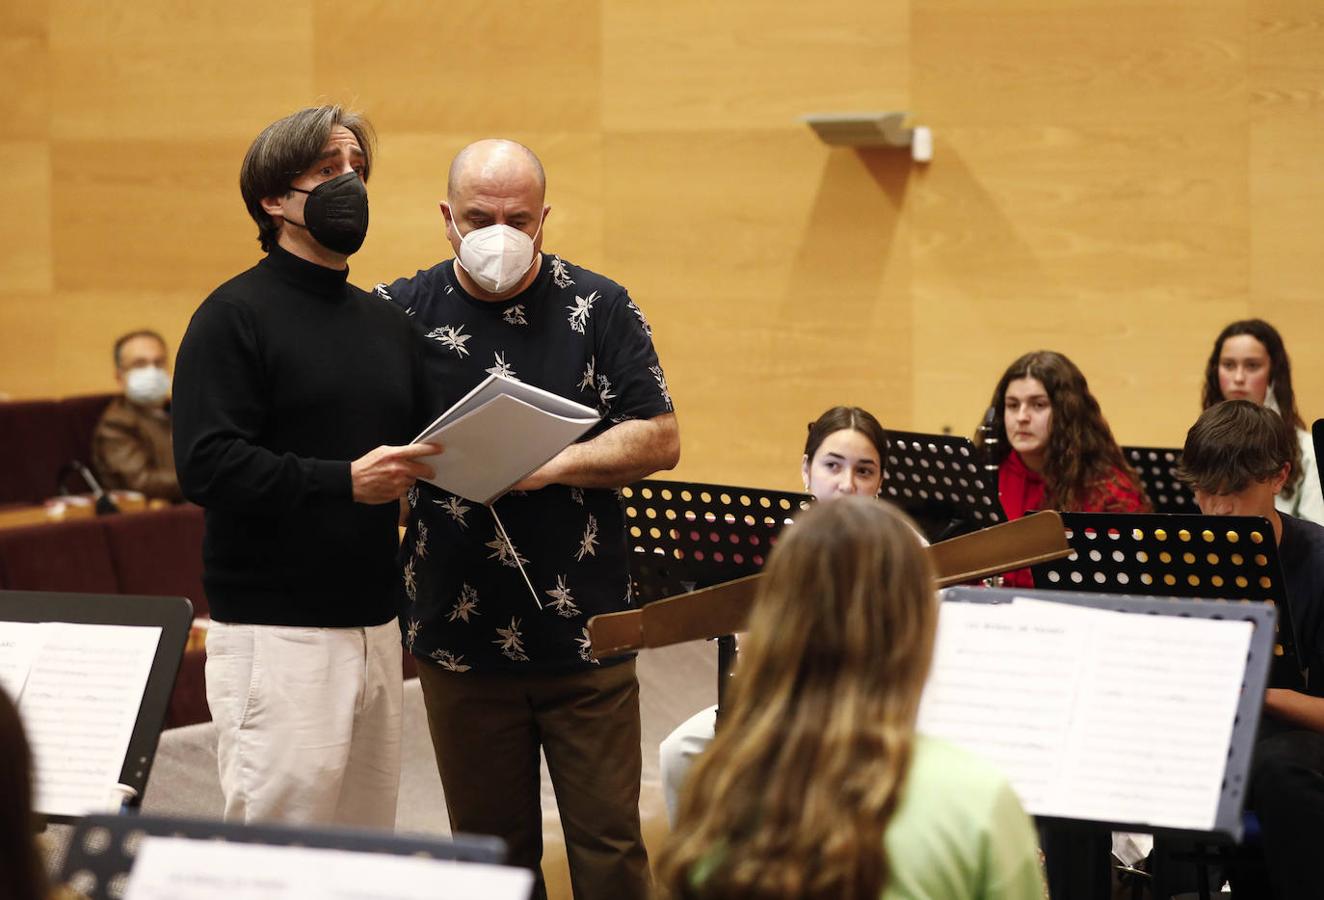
[
  {"xmin": 977, "ymin": 406, "xmax": 1005, "ymax": 587},
  {"xmin": 978, "ymin": 405, "xmax": 1001, "ymax": 477}
]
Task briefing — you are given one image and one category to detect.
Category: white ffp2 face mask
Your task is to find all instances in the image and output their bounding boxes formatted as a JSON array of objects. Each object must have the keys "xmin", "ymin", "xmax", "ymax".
[
  {"xmin": 125, "ymin": 365, "xmax": 171, "ymax": 406},
  {"xmin": 451, "ymin": 214, "xmax": 542, "ymax": 295}
]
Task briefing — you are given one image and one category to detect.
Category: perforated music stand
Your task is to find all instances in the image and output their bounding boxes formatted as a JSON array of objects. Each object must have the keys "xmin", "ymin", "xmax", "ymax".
[
  {"xmin": 0, "ymin": 590, "xmax": 192, "ymax": 823},
  {"xmin": 1028, "ymin": 513, "xmax": 1301, "ymax": 688},
  {"xmin": 1123, "ymin": 445, "xmax": 1198, "ymax": 514},
  {"xmin": 620, "ymin": 480, "xmax": 809, "ymax": 705},
  {"xmin": 620, "ymin": 480, "xmax": 808, "ymax": 601},
  {"xmin": 881, "ymin": 430, "xmax": 1004, "ymax": 541},
  {"xmin": 58, "ymin": 815, "xmax": 511, "ymax": 900}
]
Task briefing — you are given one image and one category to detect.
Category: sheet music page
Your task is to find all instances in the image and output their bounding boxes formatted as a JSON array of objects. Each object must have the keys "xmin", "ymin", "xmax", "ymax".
[
  {"xmin": 0, "ymin": 620, "xmax": 46, "ymax": 701},
  {"xmin": 1037, "ymin": 598, "xmax": 1252, "ymax": 830},
  {"xmin": 125, "ymin": 837, "xmax": 535, "ymax": 900},
  {"xmin": 414, "ymin": 393, "xmax": 598, "ymax": 504},
  {"xmin": 918, "ymin": 597, "xmax": 1252, "ymax": 832},
  {"xmin": 19, "ymin": 622, "xmax": 161, "ymax": 818},
  {"xmin": 917, "ymin": 599, "xmax": 1086, "ymax": 811}
]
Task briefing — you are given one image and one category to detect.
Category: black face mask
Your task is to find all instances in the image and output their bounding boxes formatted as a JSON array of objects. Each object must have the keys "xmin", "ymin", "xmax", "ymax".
[{"xmin": 286, "ymin": 171, "xmax": 369, "ymax": 255}]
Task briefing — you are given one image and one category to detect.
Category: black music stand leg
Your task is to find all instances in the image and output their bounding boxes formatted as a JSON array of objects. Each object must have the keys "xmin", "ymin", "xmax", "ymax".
[{"xmin": 716, "ymin": 635, "xmax": 736, "ymax": 717}]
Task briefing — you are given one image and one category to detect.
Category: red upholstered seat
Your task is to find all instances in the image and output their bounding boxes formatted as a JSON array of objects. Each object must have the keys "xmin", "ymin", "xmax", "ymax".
[
  {"xmin": 0, "ymin": 517, "xmax": 119, "ymax": 594},
  {"xmin": 102, "ymin": 504, "xmax": 208, "ymax": 618},
  {"xmin": 0, "ymin": 400, "xmax": 77, "ymax": 505}
]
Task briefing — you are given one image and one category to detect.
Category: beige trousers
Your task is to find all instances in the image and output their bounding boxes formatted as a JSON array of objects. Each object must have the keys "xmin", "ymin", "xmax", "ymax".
[{"xmin": 205, "ymin": 618, "xmax": 403, "ymax": 827}]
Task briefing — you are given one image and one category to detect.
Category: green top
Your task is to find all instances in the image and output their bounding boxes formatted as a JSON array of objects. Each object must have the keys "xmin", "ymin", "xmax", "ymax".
[
  {"xmin": 692, "ymin": 734, "xmax": 1044, "ymax": 900},
  {"xmin": 882, "ymin": 735, "xmax": 1044, "ymax": 900}
]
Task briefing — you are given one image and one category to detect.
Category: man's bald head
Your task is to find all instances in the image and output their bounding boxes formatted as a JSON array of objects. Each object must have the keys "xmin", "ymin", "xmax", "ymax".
[{"xmin": 447, "ymin": 139, "xmax": 546, "ymax": 205}]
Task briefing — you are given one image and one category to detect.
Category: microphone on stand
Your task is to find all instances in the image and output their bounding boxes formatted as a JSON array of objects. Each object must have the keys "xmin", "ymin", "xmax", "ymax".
[{"xmin": 58, "ymin": 461, "xmax": 120, "ymax": 515}]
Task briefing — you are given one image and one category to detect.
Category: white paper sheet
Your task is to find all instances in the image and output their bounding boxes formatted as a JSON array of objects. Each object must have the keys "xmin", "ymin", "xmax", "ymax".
[
  {"xmin": 0, "ymin": 620, "xmax": 45, "ymax": 700},
  {"xmin": 124, "ymin": 837, "xmax": 535, "ymax": 900},
  {"xmin": 19, "ymin": 622, "xmax": 162, "ymax": 817},
  {"xmin": 917, "ymin": 597, "xmax": 1253, "ymax": 831},
  {"xmin": 413, "ymin": 375, "xmax": 599, "ymax": 505}
]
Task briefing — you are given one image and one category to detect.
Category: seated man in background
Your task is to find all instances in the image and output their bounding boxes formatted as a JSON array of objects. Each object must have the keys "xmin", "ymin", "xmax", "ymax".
[
  {"xmin": 1176, "ymin": 399, "xmax": 1324, "ymax": 900},
  {"xmin": 92, "ymin": 329, "xmax": 182, "ymax": 502}
]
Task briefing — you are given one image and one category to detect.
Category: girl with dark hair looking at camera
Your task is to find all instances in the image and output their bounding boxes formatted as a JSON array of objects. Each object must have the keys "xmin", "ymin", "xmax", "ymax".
[
  {"xmin": 1202, "ymin": 318, "xmax": 1323, "ymax": 525},
  {"xmin": 656, "ymin": 498, "xmax": 1044, "ymax": 900},
  {"xmin": 977, "ymin": 351, "xmax": 1149, "ymax": 587},
  {"xmin": 657, "ymin": 406, "xmax": 889, "ymax": 824}
]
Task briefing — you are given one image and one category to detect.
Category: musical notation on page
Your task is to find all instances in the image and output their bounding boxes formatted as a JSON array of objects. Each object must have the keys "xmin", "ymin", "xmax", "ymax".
[
  {"xmin": 918, "ymin": 597, "xmax": 1251, "ymax": 831},
  {"xmin": 13, "ymin": 622, "xmax": 162, "ymax": 818},
  {"xmin": 124, "ymin": 838, "xmax": 535, "ymax": 900}
]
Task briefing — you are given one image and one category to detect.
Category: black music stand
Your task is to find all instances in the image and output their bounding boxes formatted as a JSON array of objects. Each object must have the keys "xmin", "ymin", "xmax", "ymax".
[
  {"xmin": 59, "ymin": 815, "xmax": 512, "ymax": 900},
  {"xmin": 0, "ymin": 590, "xmax": 193, "ymax": 823},
  {"xmin": 621, "ymin": 480, "xmax": 808, "ymax": 706},
  {"xmin": 1313, "ymin": 418, "xmax": 1323, "ymax": 500},
  {"xmin": 881, "ymin": 430, "xmax": 1003, "ymax": 541},
  {"xmin": 1123, "ymin": 445, "xmax": 1198, "ymax": 514},
  {"xmin": 1028, "ymin": 513, "xmax": 1300, "ymax": 689}
]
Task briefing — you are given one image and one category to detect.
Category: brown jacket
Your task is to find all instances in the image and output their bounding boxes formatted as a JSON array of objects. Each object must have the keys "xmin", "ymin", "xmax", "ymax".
[{"xmin": 91, "ymin": 396, "xmax": 182, "ymax": 502}]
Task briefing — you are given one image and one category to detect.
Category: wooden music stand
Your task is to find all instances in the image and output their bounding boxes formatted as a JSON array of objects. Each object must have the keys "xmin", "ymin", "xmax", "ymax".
[{"xmin": 590, "ymin": 510, "xmax": 1070, "ymax": 658}]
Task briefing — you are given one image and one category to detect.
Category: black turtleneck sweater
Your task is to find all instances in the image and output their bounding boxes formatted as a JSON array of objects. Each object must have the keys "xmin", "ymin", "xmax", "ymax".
[{"xmin": 173, "ymin": 245, "xmax": 432, "ymax": 626}]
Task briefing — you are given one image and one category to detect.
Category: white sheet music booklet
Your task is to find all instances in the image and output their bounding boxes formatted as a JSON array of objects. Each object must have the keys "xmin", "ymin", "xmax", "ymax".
[
  {"xmin": 412, "ymin": 373, "xmax": 600, "ymax": 506},
  {"xmin": 0, "ymin": 620, "xmax": 161, "ymax": 818},
  {"xmin": 124, "ymin": 838, "xmax": 535, "ymax": 900},
  {"xmin": 917, "ymin": 596, "xmax": 1253, "ymax": 832}
]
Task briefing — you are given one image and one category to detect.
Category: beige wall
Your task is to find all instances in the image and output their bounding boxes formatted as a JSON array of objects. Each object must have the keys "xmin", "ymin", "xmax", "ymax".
[{"xmin": 2, "ymin": 0, "xmax": 1320, "ymax": 494}]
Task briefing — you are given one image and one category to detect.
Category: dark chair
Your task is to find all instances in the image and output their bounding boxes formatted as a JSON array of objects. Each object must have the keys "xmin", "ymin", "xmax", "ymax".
[
  {"xmin": 0, "ymin": 399, "xmax": 77, "ymax": 505},
  {"xmin": 102, "ymin": 504, "xmax": 208, "ymax": 617},
  {"xmin": 0, "ymin": 517, "xmax": 119, "ymax": 594},
  {"xmin": 100, "ymin": 505, "xmax": 210, "ymax": 726}
]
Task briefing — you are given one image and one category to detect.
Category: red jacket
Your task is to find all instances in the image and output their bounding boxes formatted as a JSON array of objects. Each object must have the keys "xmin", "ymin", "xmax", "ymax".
[{"xmin": 998, "ymin": 451, "xmax": 1149, "ymax": 587}]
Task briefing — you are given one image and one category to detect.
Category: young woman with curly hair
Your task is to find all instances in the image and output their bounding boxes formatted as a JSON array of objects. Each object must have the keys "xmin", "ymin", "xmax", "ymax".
[
  {"xmin": 656, "ymin": 498, "xmax": 1043, "ymax": 900},
  {"xmin": 977, "ymin": 351, "xmax": 1149, "ymax": 587}
]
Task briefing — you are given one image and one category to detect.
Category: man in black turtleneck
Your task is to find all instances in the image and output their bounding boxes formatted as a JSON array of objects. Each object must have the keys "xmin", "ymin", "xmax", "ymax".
[{"xmin": 173, "ymin": 106, "xmax": 438, "ymax": 828}]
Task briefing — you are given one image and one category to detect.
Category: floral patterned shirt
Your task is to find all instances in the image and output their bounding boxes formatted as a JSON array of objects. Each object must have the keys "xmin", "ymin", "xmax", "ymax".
[{"xmin": 376, "ymin": 255, "xmax": 673, "ymax": 673}]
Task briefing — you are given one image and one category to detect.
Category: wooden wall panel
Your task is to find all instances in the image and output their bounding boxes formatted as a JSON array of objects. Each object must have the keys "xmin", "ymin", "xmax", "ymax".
[
  {"xmin": 50, "ymin": 139, "xmax": 257, "ymax": 293},
  {"xmin": 1, "ymin": 0, "xmax": 1321, "ymax": 492},
  {"xmin": 603, "ymin": 131, "xmax": 912, "ymax": 488},
  {"xmin": 0, "ymin": 0, "xmax": 50, "ymax": 141},
  {"xmin": 602, "ymin": 0, "xmax": 909, "ymax": 131},
  {"xmin": 912, "ymin": 0, "xmax": 1252, "ymax": 448},
  {"xmin": 311, "ymin": 0, "xmax": 603, "ymax": 134},
  {"xmin": 909, "ymin": 124, "xmax": 1248, "ymax": 443},
  {"xmin": 913, "ymin": 1, "xmax": 1245, "ymax": 127},
  {"xmin": 0, "ymin": 290, "xmax": 195, "ymax": 399},
  {"xmin": 1249, "ymin": 0, "xmax": 1324, "ymax": 418},
  {"xmin": 0, "ymin": 143, "xmax": 53, "ymax": 295},
  {"xmin": 48, "ymin": 1, "xmax": 315, "ymax": 141}
]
